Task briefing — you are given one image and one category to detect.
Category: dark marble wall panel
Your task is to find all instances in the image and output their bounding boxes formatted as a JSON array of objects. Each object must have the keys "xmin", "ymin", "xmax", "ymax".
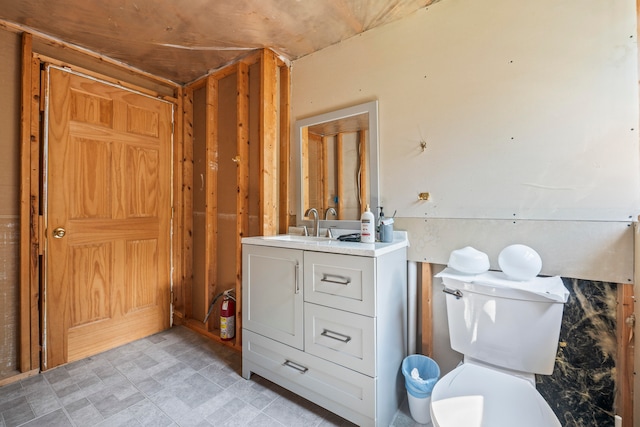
[{"xmin": 537, "ymin": 279, "xmax": 617, "ymax": 427}]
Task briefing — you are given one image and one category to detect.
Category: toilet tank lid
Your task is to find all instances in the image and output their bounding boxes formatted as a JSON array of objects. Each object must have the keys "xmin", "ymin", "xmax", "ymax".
[{"xmin": 436, "ymin": 268, "xmax": 569, "ymax": 303}]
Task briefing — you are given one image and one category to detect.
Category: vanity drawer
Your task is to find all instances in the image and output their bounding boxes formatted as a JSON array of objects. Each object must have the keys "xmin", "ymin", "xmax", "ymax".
[
  {"xmin": 304, "ymin": 252, "xmax": 375, "ymax": 316},
  {"xmin": 243, "ymin": 330, "xmax": 375, "ymax": 425},
  {"xmin": 304, "ymin": 303, "xmax": 375, "ymax": 376}
]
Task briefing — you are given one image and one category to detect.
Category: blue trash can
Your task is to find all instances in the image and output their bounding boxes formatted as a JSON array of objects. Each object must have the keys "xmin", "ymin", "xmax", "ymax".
[{"xmin": 401, "ymin": 354, "xmax": 440, "ymax": 424}]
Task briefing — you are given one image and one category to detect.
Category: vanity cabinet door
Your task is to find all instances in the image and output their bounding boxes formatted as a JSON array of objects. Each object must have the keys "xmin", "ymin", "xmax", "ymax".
[{"xmin": 242, "ymin": 245, "xmax": 304, "ymax": 349}]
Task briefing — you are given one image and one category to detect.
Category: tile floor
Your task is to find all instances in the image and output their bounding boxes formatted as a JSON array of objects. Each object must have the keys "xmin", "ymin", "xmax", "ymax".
[{"xmin": 0, "ymin": 326, "xmax": 425, "ymax": 427}]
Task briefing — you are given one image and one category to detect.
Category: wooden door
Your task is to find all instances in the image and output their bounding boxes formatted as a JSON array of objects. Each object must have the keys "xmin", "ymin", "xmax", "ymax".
[{"xmin": 45, "ymin": 67, "xmax": 172, "ymax": 369}]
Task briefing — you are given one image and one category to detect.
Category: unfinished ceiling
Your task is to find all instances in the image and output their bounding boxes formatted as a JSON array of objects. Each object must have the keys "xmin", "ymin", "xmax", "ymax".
[{"xmin": 0, "ymin": 0, "xmax": 433, "ymax": 84}]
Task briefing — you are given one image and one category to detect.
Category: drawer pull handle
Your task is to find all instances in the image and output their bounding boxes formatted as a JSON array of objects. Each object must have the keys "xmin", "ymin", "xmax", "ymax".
[
  {"xmin": 283, "ymin": 359, "xmax": 308, "ymax": 374},
  {"xmin": 295, "ymin": 262, "xmax": 300, "ymax": 294},
  {"xmin": 321, "ymin": 274, "xmax": 351, "ymax": 285},
  {"xmin": 321, "ymin": 329, "xmax": 352, "ymax": 343}
]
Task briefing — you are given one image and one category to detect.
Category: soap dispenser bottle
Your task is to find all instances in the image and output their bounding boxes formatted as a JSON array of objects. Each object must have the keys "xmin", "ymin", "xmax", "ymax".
[{"xmin": 360, "ymin": 205, "xmax": 375, "ymax": 243}]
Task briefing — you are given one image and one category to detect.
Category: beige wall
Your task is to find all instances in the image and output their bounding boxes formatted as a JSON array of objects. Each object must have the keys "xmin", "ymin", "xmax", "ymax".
[
  {"xmin": 0, "ymin": 28, "xmax": 21, "ymax": 379},
  {"xmin": 291, "ymin": 3, "xmax": 640, "ymax": 416},
  {"xmin": 0, "ymin": 30, "xmax": 20, "ymax": 215},
  {"xmin": 291, "ymin": 0, "xmax": 638, "ymax": 283}
]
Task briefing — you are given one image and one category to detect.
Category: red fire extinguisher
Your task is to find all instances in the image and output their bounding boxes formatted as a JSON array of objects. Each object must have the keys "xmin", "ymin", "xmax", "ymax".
[
  {"xmin": 219, "ymin": 290, "xmax": 236, "ymax": 341},
  {"xmin": 204, "ymin": 288, "xmax": 236, "ymax": 340}
]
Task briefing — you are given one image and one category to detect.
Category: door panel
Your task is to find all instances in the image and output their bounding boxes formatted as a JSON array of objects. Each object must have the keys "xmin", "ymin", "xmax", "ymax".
[
  {"xmin": 45, "ymin": 67, "xmax": 172, "ymax": 369},
  {"xmin": 69, "ymin": 243, "xmax": 112, "ymax": 327}
]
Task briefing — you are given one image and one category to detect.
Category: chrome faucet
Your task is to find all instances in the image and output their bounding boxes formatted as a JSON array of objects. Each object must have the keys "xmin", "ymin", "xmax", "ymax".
[
  {"xmin": 305, "ymin": 208, "xmax": 319, "ymax": 237},
  {"xmin": 324, "ymin": 207, "xmax": 337, "ymax": 220}
]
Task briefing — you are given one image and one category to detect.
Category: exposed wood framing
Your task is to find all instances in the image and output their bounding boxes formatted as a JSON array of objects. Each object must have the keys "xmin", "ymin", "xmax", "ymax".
[
  {"xmin": 617, "ymin": 283, "xmax": 634, "ymax": 426},
  {"xmin": 420, "ymin": 262, "xmax": 433, "ymax": 357},
  {"xmin": 301, "ymin": 127, "xmax": 309, "ymax": 216},
  {"xmin": 15, "ymin": 29, "xmax": 286, "ymax": 373},
  {"xmin": 29, "ymin": 51, "xmax": 42, "ymax": 370},
  {"xmin": 172, "ymin": 86, "xmax": 185, "ymax": 323},
  {"xmin": 359, "ymin": 129, "xmax": 368, "ymax": 213},
  {"xmin": 181, "ymin": 48, "xmax": 285, "ymax": 348},
  {"xmin": 316, "ymin": 137, "xmax": 325, "ymax": 214},
  {"xmin": 187, "ymin": 73, "xmax": 208, "ymax": 92},
  {"xmin": 0, "ymin": 19, "xmax": 177, "ymax": 93},
  {"xmin": 635, "ymin": 1, "xmax": 640, "ymax": 424},
  {"xmin": 19, "ymin": 32, "xmax": 40, "ymax": 372},
  {"xmin": 205, "ymin": 74, "xmax": 220, "ymax": 333},
  {"xmin": 259, "ymin": 49, "xmax": 278, "ymax": 235},
  {"xmin": 236, "ymin": 61, "xmax": 250, "ymax": 346},
  {"xmin": 33, "ymin": 53, "xmax": 178, "ymax": 103},
  {"xmin": 278, "ymin": 64, "xmax": 290, "ymax": 234},
  {"xmin": 181, "ymin": 76, "xmax": 206, "ymax": 327},
  {"xmin": 322, "ymin": 136, "xmax": 330, "ymax": 214},
  {"xmin": 179, "ymin": 86, "xmax": 194, "ymax": 324}
]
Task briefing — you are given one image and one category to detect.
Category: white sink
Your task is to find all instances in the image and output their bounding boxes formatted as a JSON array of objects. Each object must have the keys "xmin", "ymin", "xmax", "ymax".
[{"xmin": 264, "ymin": 235, "xmax": 333, "ymax": 242}]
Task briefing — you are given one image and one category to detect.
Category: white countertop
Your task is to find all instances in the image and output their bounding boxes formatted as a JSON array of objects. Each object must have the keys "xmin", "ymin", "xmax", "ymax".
[{"xmin": 242, "ymin": 231, "xmax": 409, "ymax": 257}]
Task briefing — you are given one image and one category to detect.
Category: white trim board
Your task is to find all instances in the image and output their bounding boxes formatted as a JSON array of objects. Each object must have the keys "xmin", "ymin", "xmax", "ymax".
[{"xmin": 395, "ymin": 217, "xmax": 633, "ymax": 284}]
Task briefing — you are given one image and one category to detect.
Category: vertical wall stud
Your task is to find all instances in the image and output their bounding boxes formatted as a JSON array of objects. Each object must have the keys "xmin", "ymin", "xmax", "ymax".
[
  {"xmin": 236, "ymin": 61, "xmax": 249, "ymax": 345},
  {"xmin": 278, "ymin": 64, "xmax": 290, "ymax": 234},
  {"xmin": 205, "ymin": 75, "xmax": 219, "ymax": 331},
  {"xmin": 20, "ymin": 32, "xmax": 37, "ymax": 372},
  {"xmin": 420, "ymin": 262, "xmax": 433, "ymax": 357},
  {"xmin": 359, "ymin": 129, "xmax": 368, "ymax": 214},
  {"xmin": 259, "ymin": 49, "xmax": 278, "ymax": 235},
  {"xmin": 172, "ymin": 86, "xmax": 185, "ymax": 323},
  {"xmin": 617, "ymin": 282, "xmax": 634, "ymax": 426},
  {"xmin": 182, "ymin": 87, "xmax": 194, "ymax": 323}
]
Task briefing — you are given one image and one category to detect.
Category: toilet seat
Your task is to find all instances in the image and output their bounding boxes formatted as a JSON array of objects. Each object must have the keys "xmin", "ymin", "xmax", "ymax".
[{"xmin": 430, "ymin": 363, "xmax": 560, "ymax": 427}]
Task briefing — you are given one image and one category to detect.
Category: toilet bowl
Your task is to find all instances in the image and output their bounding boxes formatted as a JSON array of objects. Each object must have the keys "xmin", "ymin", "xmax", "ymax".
[{"xmin": 430, "ymin": 363, "xmax": 560, "ymax": 427}]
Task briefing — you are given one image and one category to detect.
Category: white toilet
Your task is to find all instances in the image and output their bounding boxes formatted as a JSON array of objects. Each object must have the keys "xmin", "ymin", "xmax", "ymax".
[{"xmin": 430, "ymin": 269, "xmax": 569, "ymax": 427}]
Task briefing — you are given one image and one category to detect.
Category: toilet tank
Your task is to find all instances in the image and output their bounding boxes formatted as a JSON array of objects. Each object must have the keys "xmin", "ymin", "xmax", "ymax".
[{"xmin": 442, "ymin": 274, "xmax": 568, "ymax": 375}]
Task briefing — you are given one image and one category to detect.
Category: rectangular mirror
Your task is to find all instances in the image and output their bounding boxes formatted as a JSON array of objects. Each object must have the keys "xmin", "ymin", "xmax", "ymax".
[{"xmin": 295, "ymin": 100, "xmax": 379, "ymax": 230}]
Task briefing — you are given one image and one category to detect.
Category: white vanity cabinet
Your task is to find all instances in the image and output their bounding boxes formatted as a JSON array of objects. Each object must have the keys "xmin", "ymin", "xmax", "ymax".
[{"xmin": 242, "ymin": 235, "xmax": 408, "ymax": 427}]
